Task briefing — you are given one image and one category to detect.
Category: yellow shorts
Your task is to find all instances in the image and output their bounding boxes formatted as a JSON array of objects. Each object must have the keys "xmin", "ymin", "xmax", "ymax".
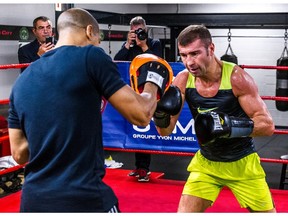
[{"xmin": 182, "ymin": 151, "xmax": 275, "ymax": 211}]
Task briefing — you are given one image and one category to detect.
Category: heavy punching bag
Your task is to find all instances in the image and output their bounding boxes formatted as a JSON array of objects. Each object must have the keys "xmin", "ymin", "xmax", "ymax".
[
  {"xmin": 221, "ymin": 43, "xmax": 238, "ymax": 64},
  {"xmin": 276, "ymin": 45, "xmax": 288, "ymax": 111}
]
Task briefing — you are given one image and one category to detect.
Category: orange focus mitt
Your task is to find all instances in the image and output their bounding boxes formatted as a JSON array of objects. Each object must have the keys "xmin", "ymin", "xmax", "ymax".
[{"xmin": 130, "ymin": 53, "xmax": 173, "ymax": 100}]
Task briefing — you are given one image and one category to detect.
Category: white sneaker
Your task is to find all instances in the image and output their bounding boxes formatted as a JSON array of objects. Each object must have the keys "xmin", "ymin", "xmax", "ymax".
[
  {"xmin": 105, "ymin": 156, "xmax": 123, "ymax": 169},
  {"xmin": 0, "ymin": 155, "xmax": 19, "ymax": 170}
]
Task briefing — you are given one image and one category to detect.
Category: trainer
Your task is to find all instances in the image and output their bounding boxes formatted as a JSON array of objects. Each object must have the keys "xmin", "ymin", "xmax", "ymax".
[
  {"xmin": 154, "ymin": 24, "xmax": 276, "ymax": 213},
  {"xmin": 8, "ymin": 8, "xmax": 172, "ymax": 212}
]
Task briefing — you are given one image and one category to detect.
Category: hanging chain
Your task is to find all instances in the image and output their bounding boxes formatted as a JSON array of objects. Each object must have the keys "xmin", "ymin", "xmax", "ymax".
[
  {"xmin": 281, "ymin": 29, "xmax": 288, "ymax": 57},
  {"xmin": 227, "ymin": 28, "xmax": 232, "ymax": 43},
  {"xmin": 225, "ymin": 28, "xmax": 234, "ymax": 55}
]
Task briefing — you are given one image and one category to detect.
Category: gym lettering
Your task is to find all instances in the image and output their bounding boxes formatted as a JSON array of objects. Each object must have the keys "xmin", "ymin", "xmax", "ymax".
[{"xmin": 0, "ymin": 30, "xmax": 12, "ymax": 36}]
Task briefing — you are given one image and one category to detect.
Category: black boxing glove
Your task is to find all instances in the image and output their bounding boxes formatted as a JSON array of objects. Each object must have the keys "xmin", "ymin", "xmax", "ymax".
[
  {"xmin": 153, "ymin": 85, "xmax": 182, "ymax": 128},
  {"xmin": 195, "ymin": 111, "xmax": 254, "ymax": 145}
]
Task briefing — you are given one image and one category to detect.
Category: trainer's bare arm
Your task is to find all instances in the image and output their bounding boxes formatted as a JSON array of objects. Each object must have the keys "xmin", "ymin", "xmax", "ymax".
[
  {"xmin": 231, "ymin": 65, "xmax": 275, "ymax": 137},
  {"xmin": 9, "ymin": 128, "xmax": 29, "ymax": 164},
  {"xmin": 155, "ymin": 70, "xmax": 188, "ymax": 136},
  {"xmin": 109, "ymin": 82, "xmax": 158, "ymax": 127}
]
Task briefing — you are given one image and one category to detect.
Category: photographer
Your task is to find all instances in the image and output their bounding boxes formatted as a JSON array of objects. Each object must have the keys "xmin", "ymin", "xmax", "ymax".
[
  {"xmin": 114, "ymin": 16, "xmax": 162, "ymax": 182},
  {"xmin": 114, "ymin": 16, "xmax": 162, "ymax": 61},
  {"xmin": 18, "ymin": 16, "xmax": 55, "ymax": 73}
]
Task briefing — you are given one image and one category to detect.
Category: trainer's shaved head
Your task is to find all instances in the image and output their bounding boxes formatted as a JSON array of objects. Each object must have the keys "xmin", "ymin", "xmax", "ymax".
[
  {"xmin": 55, "ymin": 8, "xmax": 100, "ymax": 47},
  {"xmin": 57, "ymin": 8, "xmax": 99, "ymax": 33}
]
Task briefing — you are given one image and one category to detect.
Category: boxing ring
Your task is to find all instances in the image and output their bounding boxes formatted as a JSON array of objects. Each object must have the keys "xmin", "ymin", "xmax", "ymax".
[{"xmin": 0, "ymin": 62, "xmax": 288, "ymax": 212}]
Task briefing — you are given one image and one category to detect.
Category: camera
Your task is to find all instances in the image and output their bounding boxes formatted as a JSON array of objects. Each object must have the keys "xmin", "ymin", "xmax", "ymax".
[
  {"xmin": 134, "ymin": 28, "xmax": 147, "ymax": 41},
  {"xmin": 45, "ymin": 36, "xmax": 54, "ymax": 44}
]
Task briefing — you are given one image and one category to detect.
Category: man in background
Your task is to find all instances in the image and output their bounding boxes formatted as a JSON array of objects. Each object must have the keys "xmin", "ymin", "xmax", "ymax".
[
  {"xmin": 114, "ymin": 16, "xmax": 162, "ymax": 182},
  {"xmin": 18, "ymin": 16, "xmax": 55, "ymax": 72}
]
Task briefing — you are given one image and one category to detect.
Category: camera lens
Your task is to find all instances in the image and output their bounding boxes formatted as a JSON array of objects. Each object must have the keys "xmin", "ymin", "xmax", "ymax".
[{"xmin": 135, "ymin": 28, "xmax": 147, "ymax": 41}]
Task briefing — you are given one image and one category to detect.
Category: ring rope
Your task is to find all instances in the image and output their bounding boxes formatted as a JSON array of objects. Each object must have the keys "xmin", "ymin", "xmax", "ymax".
[
  {"xmin": 240, "ymin": 64, "xmax": 288, "ymax": 70},
  {"xmin": 0, "ymin": 99, "xmax": 9, "ymax": 105},
  {"xmin": 273, "ymin": 129, "xmax": 288, "ymax": 134},
  {"xmin": 1, "ymin": 63, "xmax": 288, "ymax": 71},
  {"xmin": 104, "ymin": 147, "xmax": 288, "ymax": 164},
  {"xmin": 1, "ymin": 97, "xmax": 288, "ymax": 105},
  {"xmin": 261, "ymin": 96, "xmax": 288, "ymax": 101},
  {"xmin": 0, "ymin": 63, "xmax": 30, "ymax": 70},
  {"xmin": 0, "ymin": 135, "xmax": 9, "ymax": 142}
]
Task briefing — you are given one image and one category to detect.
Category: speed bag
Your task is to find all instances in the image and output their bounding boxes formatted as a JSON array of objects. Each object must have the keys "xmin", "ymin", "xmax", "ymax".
[
  {"xmin": 276, "ymin": 56, "xmax": 288, "ymax": 111},
  {"xmin": 220, "ymin": 54, "xmax": 238, "ymax": 64}
]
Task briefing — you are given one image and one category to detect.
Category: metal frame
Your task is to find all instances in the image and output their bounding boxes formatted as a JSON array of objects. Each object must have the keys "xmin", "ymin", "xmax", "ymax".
[{"xmin": 87, "ymin": 10, "xmax": 288, "ymax": 29}]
